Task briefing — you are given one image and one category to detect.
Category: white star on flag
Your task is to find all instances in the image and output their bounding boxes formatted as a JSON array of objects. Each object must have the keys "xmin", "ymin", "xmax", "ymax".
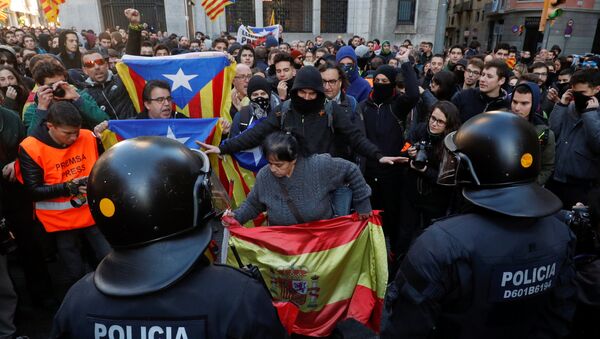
[
  {"xmin": 166, "ymin": 126, "xmax": 190, "ymax": 144},
  {"xmin": 162, "ymin": 68, "xmax": 198, "ymax": 92},
  {"xmin": 241, "ymin": 147, "xmax": 263, "ymax": 166}
]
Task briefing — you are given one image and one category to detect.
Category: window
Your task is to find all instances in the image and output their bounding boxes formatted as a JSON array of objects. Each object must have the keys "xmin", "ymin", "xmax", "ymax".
[
  {"xmin": 226, "ymin": 0, "xmax": 255, "ymax": 32},
  {"xmin": 476, "ymin": 11, "xmax": 480, "ymax": 22},
  {"xmin": 321, "ymin": 0, "xmax": 348, "ymax": 33},
  {"xmin": 263, "ymin": 0, "xmax": 312, "ymax": 32},
  {"xmin": 101, "ymin": 0, "xmax": 166, "ymax": 31},
  {"xmin": 397, "ymin": 0, "xmax": 416, "ymax": 25}
]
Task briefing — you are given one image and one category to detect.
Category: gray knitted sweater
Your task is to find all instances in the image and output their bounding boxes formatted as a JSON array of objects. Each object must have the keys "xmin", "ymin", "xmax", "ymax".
[{"xmin": 234, "ymin": 154, "xmax": 372, "ymax": 225}]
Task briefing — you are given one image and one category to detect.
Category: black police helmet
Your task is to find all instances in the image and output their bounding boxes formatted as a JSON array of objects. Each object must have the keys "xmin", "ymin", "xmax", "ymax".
[
  {"xmin": 438, "ymin": 111, "xmax": 562, "ymax": 217},
  {"xmin": 88, "ymin": 136, "xmax": 214, "ymax": 296}
]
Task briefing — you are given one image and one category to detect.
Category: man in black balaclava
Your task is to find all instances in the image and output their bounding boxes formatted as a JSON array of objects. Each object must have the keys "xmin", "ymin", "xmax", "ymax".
[
  {"xmin": 547, "ymin": 68, "xmax": 600, "ymax": 208},
  {"xmin": 200, "ymin": 66, "xmax": 405, "ymax": 166},
  {"xmin": 359, "ymin": 63, "xmax": 419, "ymax": 255}
]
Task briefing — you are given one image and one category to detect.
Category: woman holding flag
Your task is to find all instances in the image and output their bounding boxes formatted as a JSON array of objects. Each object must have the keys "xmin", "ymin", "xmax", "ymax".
[{"xmin": 224, "ymin": 132, "xmax": 373, "ymax": 226}]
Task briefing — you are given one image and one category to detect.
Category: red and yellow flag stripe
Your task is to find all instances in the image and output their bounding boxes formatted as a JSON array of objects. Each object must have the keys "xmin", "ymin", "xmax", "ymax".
[{"xmin": 226, "ymin": 213, "xmax": 388, "ymax": 336}]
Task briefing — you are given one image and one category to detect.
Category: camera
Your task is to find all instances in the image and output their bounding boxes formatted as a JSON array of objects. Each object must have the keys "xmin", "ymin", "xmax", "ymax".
[
  {"xmin": 53, "ymin": 86, "xmax": 66, "ymax": 98},
  {"xmin": 413, "ymin": 141, "xmax": 431, "ymax": 170},
  {"xmin": 0, "ymin": 218, "xmax": 17, "ymax": 255},
  {"xmin": 565, "ymin": 206, "xmax": 600, "ymax": 256}
]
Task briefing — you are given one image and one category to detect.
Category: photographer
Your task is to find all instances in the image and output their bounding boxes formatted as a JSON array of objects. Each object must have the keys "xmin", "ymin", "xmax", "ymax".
[
  {"xmin": 16, "ymin": 101, "xmax": 109, "ymax": 286},
  {"xmin": 22, "ymin": 57, "xmax": 109, "ymax": 135},
  {"xmin": 561, "ymin": 189, "xmax": 600, "ymax": 339},
  {"xmin": 399, "ymin": 101, "xmax": 461, "ymax": 253}
]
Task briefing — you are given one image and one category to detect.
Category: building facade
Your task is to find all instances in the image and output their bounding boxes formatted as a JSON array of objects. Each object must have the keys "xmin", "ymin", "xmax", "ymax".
[
  {"xmin": 57, "ymin": 0, "xmax": 441, "ymax": 47},
  {"xmin": 445, "ymin": 0, "xmax": 491, "ymax": 50},
  {"xmin": 485, "ymin": 0, "xmax": 600, "ymax": 54}
]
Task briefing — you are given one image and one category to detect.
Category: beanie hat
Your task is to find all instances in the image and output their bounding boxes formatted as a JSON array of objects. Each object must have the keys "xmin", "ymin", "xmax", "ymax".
[
  {"xmin": 354, "ymin": 45, "xmax": 370, "ymax": 59},
  {"xmin": 290, "ymin": 49, "xmax": 303, "ymax": 60},
  {"xmin": 265, "ymin": 35, "xmax": 279, "ymax": 49},
  {"xmin": 374, "ymin": 65, "xmax": 397, "ymax": 83},
  {"xmin": 247, "ymin": 75, "xmax": 271, "ymax": 97},
  {"xmin": 227, "ymin": 42, "xmax": 242, "ymax": 55}
]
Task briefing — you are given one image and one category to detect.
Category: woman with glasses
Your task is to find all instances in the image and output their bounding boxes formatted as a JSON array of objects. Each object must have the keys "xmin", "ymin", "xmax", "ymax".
[{"xmin": 399, "ymin": 101, "xmax": 461, "ymax": 253}]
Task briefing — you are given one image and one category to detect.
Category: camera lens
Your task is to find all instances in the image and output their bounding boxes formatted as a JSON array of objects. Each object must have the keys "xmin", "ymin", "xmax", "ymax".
[{"xmin": 53, "ymin": 87, "xmax": 66, "ymax": 98}]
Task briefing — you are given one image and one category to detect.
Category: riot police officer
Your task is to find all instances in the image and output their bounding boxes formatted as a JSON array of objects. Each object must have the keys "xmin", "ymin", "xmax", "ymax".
[
  {"xmin": 50, "ymin": 136, "xmax": 286, "ymax": 338},
  {"xmin": 381, "ymin": 111, "xmax": 577, "ymax": 338}
]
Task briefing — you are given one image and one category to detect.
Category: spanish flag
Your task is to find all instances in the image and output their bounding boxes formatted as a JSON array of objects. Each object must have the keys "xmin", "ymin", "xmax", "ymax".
[{"xmin": 225, "ymin": 212, "xmax": 388, "ymax": 336}]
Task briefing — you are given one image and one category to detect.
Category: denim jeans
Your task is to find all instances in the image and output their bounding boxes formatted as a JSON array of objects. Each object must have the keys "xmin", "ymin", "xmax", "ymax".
[{"xmin": 331, "ymin": 186, "xmax": 353, "ymax": 217}]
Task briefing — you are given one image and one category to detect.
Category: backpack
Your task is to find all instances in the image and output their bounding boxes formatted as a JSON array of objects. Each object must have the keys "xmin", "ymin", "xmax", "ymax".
[{"xmin": 277, "ymin": 95, "xmax": 358, "ymax": 133}]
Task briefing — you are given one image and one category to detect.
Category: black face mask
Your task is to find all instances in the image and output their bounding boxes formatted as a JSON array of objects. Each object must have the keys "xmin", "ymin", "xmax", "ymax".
[
  {"xmin": 454, "ymin": 69, "xmax": 465, "ymax": 85},
  {"xmin": 372, "ymin": 83, "xmax": 395, "ymax": 104},
  {"xmin": 573, "ymin": 91, "xmax": 592, "ymax": 113},
  {"xmin": 521, "ymin": 57, "xmax": 532, "ymax": 64},
  {"xmin": 556, "ymin": 83, "xmax": 570, "ymax": 97},
  {"xmin": 291, "ymin": 93, "xmax": 324, "ymax": 115},
  {"xmin": 250, "ymin": 96, "xmax": 270, "ymax": 112}
]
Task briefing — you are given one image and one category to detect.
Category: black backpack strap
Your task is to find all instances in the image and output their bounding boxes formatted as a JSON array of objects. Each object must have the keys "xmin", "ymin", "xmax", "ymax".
[{"xmin": 238, "ymin": 107, "xmax": 252, "ymax": 132}]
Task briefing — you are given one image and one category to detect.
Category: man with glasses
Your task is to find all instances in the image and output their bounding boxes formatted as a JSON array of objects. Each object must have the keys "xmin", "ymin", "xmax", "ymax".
[
  {"xmin": 463, "ymin": 58, "xmax": 483, "ymax": 90},
  {"xmin": 81, "ymin": 51, "xmax": 137, "ymax": 120},
  {"xmin": 136, "ymin": 80, "xmax": 186, "ymax": 119},
  {"xmin": 231, "ymin": 64, "xmax": 252, "ymax": 116}
]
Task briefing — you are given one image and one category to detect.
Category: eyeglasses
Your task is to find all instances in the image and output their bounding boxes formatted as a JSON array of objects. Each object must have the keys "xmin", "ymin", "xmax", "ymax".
[
  {"xmin": 322, "ymin": 79, "xmax": 339, "ymax": 86},
  {"xmin": 466, "ymin": 69, "xmax": 481, "ymax": 76},
  {"xmin": 533, "ymin": 72, "xmax": 548, "ymax": 77},
  {"xmin": 149, "ymin": 96, "xmax": 173, "ymax": 104},
  {"xmin": 429, "ymin": 115, "xmax": 447, "ymax": 126},
  {"xmin": 83, "ymin": 59, "xmax": 107, "ymax": 68},
  {"xmin": 234, "ymin": 74, "xmax": 252, "ymax": 80}
]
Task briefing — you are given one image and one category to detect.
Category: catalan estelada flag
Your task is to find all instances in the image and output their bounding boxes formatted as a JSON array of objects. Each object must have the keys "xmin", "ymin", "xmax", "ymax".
[
  {"xmin": 116, "ymin": 52, "xmax": 235, "ymax": 119},
  {"xmin": 106, "ymin": 119, "xmax": 219, "ymax": 149},
  {"xmin": 225, "ymin": 212, "xmax": 388, "ymax": 336},
  {"xmin": 201, "ymin": 0, "xmax": 235, "ymax": 21}
]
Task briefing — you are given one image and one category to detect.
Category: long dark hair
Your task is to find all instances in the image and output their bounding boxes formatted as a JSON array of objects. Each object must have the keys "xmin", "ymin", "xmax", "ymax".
[
  {"xmin": 0, "ymin": 65, "xmax": 29, "ymax": 114},
  {"xmin": 429, "ymin": 100, "xmax": 461, "ymax": 160}
]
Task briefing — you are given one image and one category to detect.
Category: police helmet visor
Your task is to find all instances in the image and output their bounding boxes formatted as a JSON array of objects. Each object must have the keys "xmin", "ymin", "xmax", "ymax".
[{"xmin": 438, "ymin": 147, "xmax": 481, "ymax": 186}]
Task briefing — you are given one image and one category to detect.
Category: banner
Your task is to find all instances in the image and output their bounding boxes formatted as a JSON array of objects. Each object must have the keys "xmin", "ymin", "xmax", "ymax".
[
  {"xmin": 106, "ymin": 118, "xmax": 219, "ymax": 149},
  {"xmin": 236, "ymin": 24, "xmax": 280, "ymax": 46},
  {"xmin": 116, "ymin": 52, "xmax": 235, "ymax": 119},
  {"xmin": 225, "ymin": 213, "xmax": 388, "ymax": 336}
]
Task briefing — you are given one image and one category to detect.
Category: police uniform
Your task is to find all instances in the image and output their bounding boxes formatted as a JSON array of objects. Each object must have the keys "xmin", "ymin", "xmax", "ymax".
[
  {"xmin": 381, "ymin": 112, "xmax": 577, "ymax": 338},
  {"xmin": 50, "ymin": 137, "xmax": 286, "ymax": 339},
  {"xmin": 51, "ymin": 262, "xmax": 285, "ymax": 339}
]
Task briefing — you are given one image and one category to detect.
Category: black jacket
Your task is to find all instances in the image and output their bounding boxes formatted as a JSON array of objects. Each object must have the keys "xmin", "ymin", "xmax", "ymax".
[
  {"xmin": 220, "ymin": 100, "xmax": 382, "ymax": 161},
  {"xmin": 50, "ymin": 263, "xmax": 287, "ymax": 338},
  {"xmin": 382, "ymin": 211, "xmax": 576, "ymax": 339},
  {"xmin": 17, "ymin": 125, "xmax": 103, "ymax": 202},
  {"xmin": 83, "ymin": 72, "xmax": 137, "ymax": 120},
  {"xmin": 360, "ymin": 62, "xmax": 419, "ymax": 177},
  {"xmin": 451, "ymin": 88, "xmax": 509, "ymax": 123}
]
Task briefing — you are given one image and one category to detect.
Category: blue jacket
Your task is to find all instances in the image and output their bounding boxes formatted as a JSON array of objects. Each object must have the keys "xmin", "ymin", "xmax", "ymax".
[
  {"xmin": 336, "ymin": 46, "xmax": 371, "ymax": 103},
  {"xmin": 549, "ymin": 102, "xmax": 600, "ymax": 182}
]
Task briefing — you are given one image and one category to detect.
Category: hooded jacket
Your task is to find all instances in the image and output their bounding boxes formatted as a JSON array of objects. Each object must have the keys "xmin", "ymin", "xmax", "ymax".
[
  {"xmin": 511, "ymin": 82, "xmax": 555, "ymax": 185},
  {"xmin": 360, "ymin": 62, "xmax": 420, "ymax": 178},
  {"xmin": 219, "ymin": 66, "xmax": 383, "ymax": 161},
  {"xmin": 336, "ymin": 46, "xmax": 371, "ymax": 103}
]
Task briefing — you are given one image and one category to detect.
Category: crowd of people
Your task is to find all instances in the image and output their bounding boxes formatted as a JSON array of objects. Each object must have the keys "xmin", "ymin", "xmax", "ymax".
[{"xmin": 0, "ymin": 6, "xmax": 599, "ymax": 339}]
